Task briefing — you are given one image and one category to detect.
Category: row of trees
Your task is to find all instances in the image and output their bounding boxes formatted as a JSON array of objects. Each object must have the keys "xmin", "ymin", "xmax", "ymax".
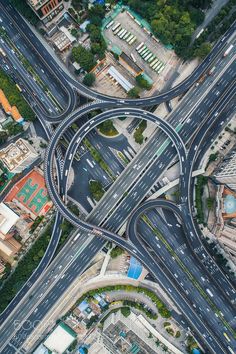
[
  {"xmin": 0, "ymin": 69, "xmax": 35, "ymax": 121},
  {"xmin": 0, "ymin": 220, "xmax": 53, "ymax": 313},
  {"xmin": 76, "ymin": 284, "xmax": 171, "ymax": 318},
  {"xmin": 134, "ymin": 120, "xmax": 147, "ymax": 144},
  {"xmin": 195, "ymin": 175, "xmax": 208, "ymax": 224},
  {"xmin": 84, "ymin": 138, "xmax": 114, "ymax": 178},
  {"xmin": 192, "ymin": 0, "xmax": 236, "ymax": 59},
  {"xmin": 87, "ymin": 5, "xmax": 107, "ymax": 59},
  {"xmin": 123, "ymin": 0, "xmax": 209, "ymax": 57}
]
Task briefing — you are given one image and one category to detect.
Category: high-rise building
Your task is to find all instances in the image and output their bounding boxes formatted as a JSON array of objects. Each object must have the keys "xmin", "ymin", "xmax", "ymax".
[
  {"xmin": 27, "ymin": 0, "xmax": 64, "ymax": 23},
  {"xmin": 214, "ymin": 146, "xmax": 236, "ymax": 190},
  {"xmin": 102, "ymin": 311, "xmax": 158, "ymax": 354},
  {"xmin": 0, "ymin": 138, "xmax": 38, "ymax": 174}
]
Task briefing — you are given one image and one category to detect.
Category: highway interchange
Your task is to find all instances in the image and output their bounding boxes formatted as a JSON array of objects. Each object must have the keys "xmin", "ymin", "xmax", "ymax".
[{"xmin": 0, "ymin": 1, "xmax": 236, "ymax": 353}]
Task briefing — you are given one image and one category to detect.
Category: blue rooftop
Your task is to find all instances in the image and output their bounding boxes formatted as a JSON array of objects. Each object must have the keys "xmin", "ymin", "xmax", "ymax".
[
  {"xmin": 224, "ymin": 194, "xmax": 236, "ymax": 214},
  {"xmin": 127, "ymin": 257, "xmax": 142, "ymax": 279},
  {"xmin": 192, "ymin": 349, "xmax": 201, "ymax": 354},
  {"xmin": 78, "ymin": 300, "xmax": 89, "ymax": 312}
]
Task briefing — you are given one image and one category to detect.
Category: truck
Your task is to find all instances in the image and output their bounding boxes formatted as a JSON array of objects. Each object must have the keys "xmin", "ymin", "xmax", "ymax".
[
  {"xmin": 223, "ymin": 44, "xmax": 233, "ymax": 57},
  {"xmin": 195, "ymin": 74, "xmax": 206, "ymax": 87},
  {"xmin": 206, "ymin": 288, "xmax": 213, "ymax": 297}
]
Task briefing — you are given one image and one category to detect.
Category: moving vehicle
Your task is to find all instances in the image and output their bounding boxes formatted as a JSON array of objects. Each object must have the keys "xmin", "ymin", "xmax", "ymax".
[{"xmin": 223, "ymin": 44, "xmax": 233, "ymax": 57}]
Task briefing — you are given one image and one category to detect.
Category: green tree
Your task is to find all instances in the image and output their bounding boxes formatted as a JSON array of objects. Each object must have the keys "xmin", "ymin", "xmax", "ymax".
[
  {"xmin": 136, "ymin": 75, "xmax": 152, "ymax": 90},
  {"xmin": 6, "ymin": 122, "xmax": 23, "ymax": 136},
  {"xmin": 110, "ymin": 246, "xmax": 124, "ymax": 259},
  {"xmin": 128, "ymin": 87, "xmax": 140, "ymax": 98},
  {"xmin": 0, "ymin": 131, "xmax": 8, "ymax": 144},
  {"xmin": 134, "ymin": 130, "xmax": 144, "ymax": 144},
  {"xmin": 89, "ymin": 180, "xmax": 104, "ymax": 201},
  {"xmin": 98, "ymin": 120, "xmax": 118, "ymax": 136},
  {"xmin": 72, "ymin": 45, "xmax": 96, "ymax": 72},
  {"xmin": 194, "ymin": 42, "xmax": 212, "ymax": 59},
  {"xmin": 70, "ymin": 28, "xmax": 78, "ymax": 38},
  {"xmin": 121, "ymin": 307, "xmax": 131, "ymax": 317},
  {"xmin": 83, "ymin": 73, "xmax": 96, "ymax": 87}
]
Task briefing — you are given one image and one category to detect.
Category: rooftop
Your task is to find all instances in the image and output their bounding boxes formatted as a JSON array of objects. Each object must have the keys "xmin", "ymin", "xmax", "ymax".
[
  {"xmin": 0, "ymin": 202, "xmax": 19, "ymax": 235},
  {"xmin": 0, "ymin": 138, "xmax": 38, "ymax": 172},
  {"xmin": 119, "ymin": 52, "xmax": 143, "ymax": 74},
  {"xmin": 43, "ymin": 322, "xmax": 76, "ymax": 354}
]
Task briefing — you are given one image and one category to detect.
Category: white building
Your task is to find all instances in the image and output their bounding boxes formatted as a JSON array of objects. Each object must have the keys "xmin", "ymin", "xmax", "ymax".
[
  {"xmin": 0, "ymin": 202, "xmax": 19, "ymax": 239},
  {"xmin": 0, "ymin": 138, "xmax": 38, "ymax": 174},
  {"xmin": 43, "ymin": 322, "xmax": 77, "ymax": 354}
]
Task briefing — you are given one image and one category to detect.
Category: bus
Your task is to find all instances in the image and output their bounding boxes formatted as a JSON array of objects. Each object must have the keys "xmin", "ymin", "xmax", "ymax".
[
  {"xmin": 150, "ymin": 58, "xmax": 159, "ymax": 68},
  {"xmin": 116, "ymin": 28, "xmax": 123, "ymax": 36},
  {"xmin": 157, "ymin": 65, "xmax": 165, "ymax": 74},
  {"xmin": 120, "ymin": 30, "xmax": 127, "ymax": 39},
  {"xmin": 123, "ymin": 32, "xmax": 130, "ymax": 40},
  {"xmin": 130, "ymin": 53, "xmax": 136, "ymax": 63},
  {"xmin": 126, "ymin": 34, "xmax": 134, "ymax": 42},
  {"xmin": 16, "ymin": 84, "xmax": 22, "ymax": 92},
  {"xmin": 148, "ymin": 55, "xmax": 155, "ymax": 63},
  {"xmin": 106, "ymin": 20, "xmax": 114, "ymax": 29},
  {"xmin": 142, "ymin": 51, "xmax": 151, "ymax": 59},
  {"xmin": 155, "ymin": 62, "xmax": 163, "ymax": 71},
  {"xmin": 136, "ymin": 42, "xmax": 144, "ymax": 51},
  {"xmin": 129, "ymin": 36, "xmax": 137, "ymax": 45},
  {"xmin": 118, "ymin": 29, "xmax": 126, "ymax": 38},
  {"xmin": 140, "ymin": 48, "xmax": 149, "ymax": 56},
  {"xmin": 138, "ymin": 45, "xmax": 146, "ymax": 54},
  {"xmin": 152, "ymin": 62, "xmax": 160, "ymax": 70},
  {"xmin": 145, "ymin": 53, "xmax": 153, "ymax": 61},
  {"xmin": 112, "ymin": 22, "xmax": 120, "ymax": 31},
  {"xmin": 114, "ymin": 26, "xmax": 121, "ymax": 35}
]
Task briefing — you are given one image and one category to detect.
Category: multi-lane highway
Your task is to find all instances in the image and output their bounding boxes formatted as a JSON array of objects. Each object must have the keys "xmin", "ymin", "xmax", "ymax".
[{"xmin": 0, "ymin": 2, "xmax": 236, "ymax": 353}]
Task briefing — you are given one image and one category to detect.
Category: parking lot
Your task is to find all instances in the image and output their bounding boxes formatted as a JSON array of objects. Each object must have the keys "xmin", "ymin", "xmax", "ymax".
[{"xmin": 103, "ymin": 10, "xmax": 179, "ymax": 92}]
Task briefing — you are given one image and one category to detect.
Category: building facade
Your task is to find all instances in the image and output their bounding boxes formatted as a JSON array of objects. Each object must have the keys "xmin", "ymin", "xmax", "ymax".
[
  {"xmin": 214, "ymin": 146, "xmax": 236, "ymax": 190},
  {"xmin": 102, "ymin": 311, "xmax": 158, "ymax": 354},
  {"xmin": 0, "ymin": 138, "xmax": 38, "ymax": 174},
  {"xmin": 27, "ymin": 0, "xmax": 64, "ymax": 23}
]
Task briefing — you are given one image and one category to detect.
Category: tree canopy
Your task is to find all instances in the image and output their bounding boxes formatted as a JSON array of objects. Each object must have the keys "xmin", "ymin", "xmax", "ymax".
[
  {"xmin": 83, "ymin": 73, "xmax": 96, "ymax": 87},
  {"xmin": 72, "ymin": 45, "xmax": 96, "ymax": 72}
]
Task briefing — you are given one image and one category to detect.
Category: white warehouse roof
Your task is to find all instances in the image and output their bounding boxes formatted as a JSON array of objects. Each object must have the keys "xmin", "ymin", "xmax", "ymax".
[
  {"xmin": 108, "ymin": 66, "xmax": 134, "ymax": 92},
  {"xmin": 0, "ymin": 202, "xmax": 19, "ymax": 235},
  {"xmin": 43, "ymin": 322, "xmax": 76, "ymax": 354}
]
